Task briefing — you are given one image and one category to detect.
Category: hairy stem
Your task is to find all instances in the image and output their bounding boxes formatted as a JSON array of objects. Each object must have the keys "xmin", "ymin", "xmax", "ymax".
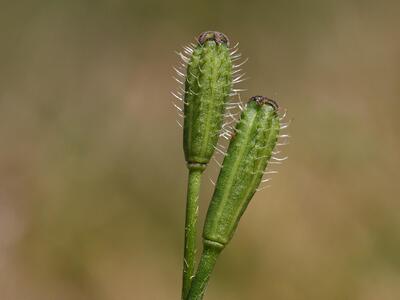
[
  {"xmin": 182, "ymin": 165, "xmax": 204, "ymax": 299},
  {"xmin": 186, "ymin": 242, "xmax": 222, "ymax": 300}
]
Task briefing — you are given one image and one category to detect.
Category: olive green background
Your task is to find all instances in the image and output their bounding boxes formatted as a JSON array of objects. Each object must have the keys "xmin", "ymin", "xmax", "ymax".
[{"xmin": 1, "ymin": 1, "xmax": 400, "ymax": 299}]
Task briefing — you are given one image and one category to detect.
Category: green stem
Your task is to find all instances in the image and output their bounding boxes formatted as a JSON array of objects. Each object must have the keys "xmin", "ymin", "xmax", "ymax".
[
  {"xmin": 182, "ymin": 165, "xmax": 204, "ymax": 299},
  {"xmin": 186, "ymin": 242, "xmax": 223, "ymax": 300}
]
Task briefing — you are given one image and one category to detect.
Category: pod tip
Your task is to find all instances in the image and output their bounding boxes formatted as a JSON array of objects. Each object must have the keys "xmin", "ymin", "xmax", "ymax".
[
  {"xmin": 198, "ymin": 31, "xmax": 229, "ymax": 46},
  {"xmin": 249, "ymin": 95, "xmax": 279, "ymax": 111}
]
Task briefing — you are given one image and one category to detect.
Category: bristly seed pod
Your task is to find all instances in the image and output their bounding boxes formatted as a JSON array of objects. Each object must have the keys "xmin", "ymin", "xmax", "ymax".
[
  {"xmin": 183, "ymin": 31, "xmax": 233, "ymax": 166},
  {"xmin": 203, "ymin": 96, "xmax": 281, "ymax": 248},
  {"xmin": 186, "ymin": 96, "xmax": 282, "ymax": 300},
  {"xmin": 179, "ymin": 31, "xmax": 235, "ymax": 300}
]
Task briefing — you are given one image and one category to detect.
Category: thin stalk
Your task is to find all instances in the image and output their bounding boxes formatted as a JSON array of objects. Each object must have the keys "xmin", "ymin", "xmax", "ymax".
[
  {"xmin": 186, "ymin": 242, "xmax": 222, "ymax": 300},
  {"xmin": 182, "ymin": 165, "xmax": 204, "ymax": 299}
]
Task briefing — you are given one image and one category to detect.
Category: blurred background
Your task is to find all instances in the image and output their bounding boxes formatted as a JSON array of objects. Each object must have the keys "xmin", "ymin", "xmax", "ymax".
[{"xmin": 1, "ymin": 0, "xmax": 400, "ymax": 299}]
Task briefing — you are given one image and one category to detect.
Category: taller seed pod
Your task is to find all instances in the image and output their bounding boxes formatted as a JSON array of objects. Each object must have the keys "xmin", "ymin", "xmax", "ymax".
[
  {"xmin": 180, "ymin": 31, "xmax": 233, "ymax": 300},
  {"xmin": 183, "ymin": 31, "xmax": 233, "ymax": 166},
  {"xmin": 187, "ymin": 96, "xmax": 281, "ymax": 300}
]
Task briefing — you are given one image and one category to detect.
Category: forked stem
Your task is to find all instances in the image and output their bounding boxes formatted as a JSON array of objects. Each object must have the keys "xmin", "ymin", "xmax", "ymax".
[{"xmin": 182, "ymin": 164, "xmax": 205, "ymax": 299}]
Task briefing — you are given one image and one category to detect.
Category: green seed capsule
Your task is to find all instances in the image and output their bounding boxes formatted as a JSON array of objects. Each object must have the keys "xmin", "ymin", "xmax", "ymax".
[
  {"xmin": 203, "ymin": 96, "xmax": 280, "ymax": 247},
  {"xmin": 183, "ymin": 31, "xmax": 233, "ymax": 165},
  {"xmin": 179, "ymin": 31, "xmax": 234, "ymax": 300}
]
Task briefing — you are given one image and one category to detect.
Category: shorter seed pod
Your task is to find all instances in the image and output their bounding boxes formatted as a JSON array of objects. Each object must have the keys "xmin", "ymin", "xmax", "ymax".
[
  {"xmin": 183, "ymin": 31, "xmax": 233, "ymax": 166},
  {"xmin": 203, "ymin": 96, "xmax": 281, "ymax": 248},
  {"xmin": 187, "ymin": 96, "xmax": 282, "ymax": 300}
]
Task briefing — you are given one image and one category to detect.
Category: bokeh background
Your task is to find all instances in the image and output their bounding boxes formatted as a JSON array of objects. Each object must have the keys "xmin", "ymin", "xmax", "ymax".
[{"xmin": 1, "ymin": 0, "xmax": 400, "ymax": 299}]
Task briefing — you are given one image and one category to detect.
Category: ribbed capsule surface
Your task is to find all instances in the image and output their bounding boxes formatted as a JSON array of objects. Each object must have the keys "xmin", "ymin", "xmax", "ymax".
[
  {"xmin": 203, "ymin": 96, "xmax": 280, "ymax": 246},
  {"xmin": 183, "ymin": 32, "xmax": 232, "ymax": 165}
]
